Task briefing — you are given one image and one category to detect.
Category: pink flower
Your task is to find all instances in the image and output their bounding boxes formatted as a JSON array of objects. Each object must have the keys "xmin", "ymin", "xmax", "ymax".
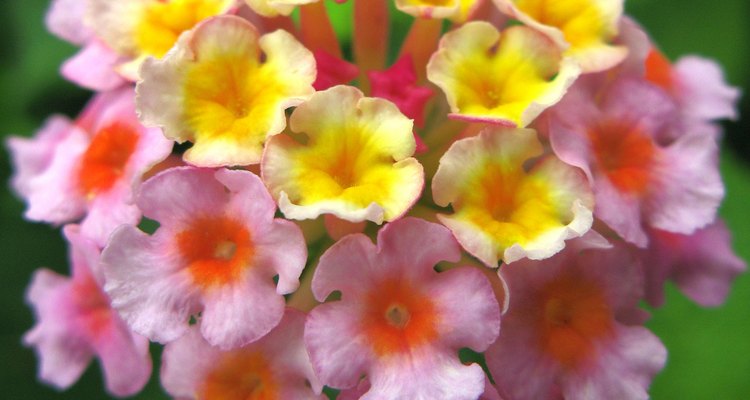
[
  {"xmin": 24, "ymin": 225, "xmax": 151, "ymax": 396},
  {"xmin": 305, "ymin": 217, "xmax": 501, "ymax": 398},
  {"xmin": 101, "ymin": 166, "xmax": 307, "ymax": 349},
  {"xmin": 548, "ymin": 76, "xmax": 724, "ymax": 247},
  {"xmin": 7, "ymin": 88, "xmax": 172, "ymax": 247},
  {"xmin": 161, "ymin": 309, "xmax": 323, "ymax": 399},
  {"xmin": 486, "ymin": 238, "xmax": 666, "ymax": 399},
  {"xmin": 639, "ymin": 220, "xmax": 746, "ymax": 308}
]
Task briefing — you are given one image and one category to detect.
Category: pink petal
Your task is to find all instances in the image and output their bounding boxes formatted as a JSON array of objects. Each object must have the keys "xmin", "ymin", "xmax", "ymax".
[
  {"xmin": 313, "ymin": 50, "xmax": 359, "ymax": 90},
  {"xmin": 427, "ymin": 267, "xmax": 501, "ymax": 351},
  {"xmin": 61, "ymin": 40, "xmax": 127, "ymax": 91},
  {"xmin": 600, "ymin": 78, "xmax": 678, "ymax": 138},
  {"xmin": 368, "ymin": 55, "xmax": 434, "ymax": 127},
  {"xmin": 364, "ymin": 349, "xmax": 486, "ymax": 400},
  {"xmin": 376, "ymin": 217, "xmax": 462, "ymax": 280},
  {"xmin": 252, "ymin": 219, "xmax": 308, "ymax": 294},
  {"xmin": 312, "ymin": 233, "xmax": 379, "ymax": 301},
  {"xmin": 161, "ymin": 326, "xmax": 221, "ymax": 398},
  {"xmin": 165, "ymin": 309, "xmax": 322, "ymax": 398},
  {"xmin": 92, "ymin": 319, "xmax": 152, "ymax": 396},
  {"xmin": 200, "ymin": 273, "xmax": 285, "ymax": 349},
  {"xmin": 643, "ymin": 221, "xmax": 746, "ymax": 307},
  {"xmin": 305, "ymin": 302, "xmax": 374, "ymax": 389},
  {"xmin": 560, "ymin": 326, "xmax": 666, "ymax": 400},
  {"xmin": 101, "ymin": 225, "xmax": 200, "ymax": 343},
  {"xmin": 136, "ymin": 167, "xmax": 229, "ymax": 227},
  {"xmin": 645, "ymin": 134, "xmax": 723, "ymax": 235},
  {"xmin": 80, "ymin": 182, "xmax": 141, "ymax": 248},
  {"xmin": 674, "ymin": 56, "xmax": 740, "ymax": 122},
  {"xmin": 6, "ymin": 115, "xmax": 74, "ymax": 198},
  {"xmin": 23, "ymin": 125, "xmax": 89, "ymax": 223},
  {"xmin": 45, "ymin": 0, "xmax": 91, "ymax": 45}
]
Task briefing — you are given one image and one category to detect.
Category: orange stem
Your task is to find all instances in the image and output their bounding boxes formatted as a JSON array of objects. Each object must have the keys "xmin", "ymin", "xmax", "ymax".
[
  {"xmin": 399, "ymin": 18, "xmax": 443, "ymax": 83},
  {"xmin": 353, "ymin": 0, "xmax": 389, "ymax": 93},
  {"xmin": 299, "ymin": 2, "xmax": 342, "ymax": 57}
]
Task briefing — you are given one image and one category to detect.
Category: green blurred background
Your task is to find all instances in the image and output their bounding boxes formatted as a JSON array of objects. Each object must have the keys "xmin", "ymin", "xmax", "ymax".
[{"xmin": 1, "ymin": 1, "xmax": 747, "ymax": 398}]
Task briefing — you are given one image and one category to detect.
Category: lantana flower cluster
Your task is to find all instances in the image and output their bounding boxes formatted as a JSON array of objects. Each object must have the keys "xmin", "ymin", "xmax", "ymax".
[{"xmin": 8, "ymin": 0, "xmax": 745, "ymax": 398}]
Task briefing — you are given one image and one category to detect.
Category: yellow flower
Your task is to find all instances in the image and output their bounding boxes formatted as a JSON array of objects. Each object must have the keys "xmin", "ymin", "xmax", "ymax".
[
  {"xmin": 137, "ymin": 15, "xmax": 316, "ymax": 166},
  {"xmin": 262, "ymin": 85, "xmax": 424, "ymax": 224},
  {"xmin": 432, "ymin": 128, "xmax": 594, "ymax": 265},
  {"xmin": 427, "ymin": 22, "xmax": 580, "ymax": 127}
]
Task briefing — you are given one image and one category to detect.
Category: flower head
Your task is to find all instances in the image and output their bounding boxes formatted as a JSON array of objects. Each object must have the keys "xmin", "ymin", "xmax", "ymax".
[
  {"xmin": 101, "ymin": 167, "xmax": 307, "ymax": 349},
  {"xmin": 7, "ymin": 88, "xmax": 172, "ymax": 246},
  {"xmin": 428, "ymin": 22, "xmax": 580, "ymax": 127},
  {"xmin": 24, "ymin": 225, "xmax": 151, "ymax": 396},
  {"xmin": 486, "ymin": 238, "xmax": 666, "ymax": 399},
  {"xmin": 262, "ymin": 85, "xmax": 424, "ymax": 224},
  {"xmin": 137, "ymin": 15, "xmax": 316, "ymax": 166},
  {"xmin": 305, "ymin": 217, "xmax": 501, "ymax": 398},
  {"xmin": 548, "ymin": 76, "xmax": 724, "ymax": 246},
  {"xmin": 162, "ymin": 309, "xmax": 323, "ymax": 399},
  {"xmin": 432, "ymin": 127, "xmax": 594, "ymax": 265}
]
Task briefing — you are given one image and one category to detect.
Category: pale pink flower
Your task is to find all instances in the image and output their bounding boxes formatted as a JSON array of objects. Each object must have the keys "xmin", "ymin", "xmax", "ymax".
[
  {"xmin": 101, "ymin": 167, "xmax": 307, "ymax": 349},
  {"xmin": 7, "ymin": 88, "xmax": 172, "ymax": 247},
  {"xmin": 24, "ymin": 225, "xmax": 151, "ymax": 396},
  {"xmin": 305, "ymin": 217, "xmax": 501, "ymax": 399},
  {"xmin": 161, "ymin": 309, "xmax": 324, "ymax": 399},
  {"xmin": 486, "ymin": 239, "xmax": 666, "ymax": 400},
  {"xmin": 548, "ymin": 76, "xmax": 724, "ymax": 247}
]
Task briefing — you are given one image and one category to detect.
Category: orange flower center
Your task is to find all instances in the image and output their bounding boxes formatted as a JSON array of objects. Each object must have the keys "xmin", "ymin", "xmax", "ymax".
[
  {"xmin": 537, "ymin": 274, "xmax": 614, "ymax": 369},
  {"xmin": 176, "ymin": 215, "xmax": 254, "ymax": 289},
  {"xmin": 200, "ymin": 350, "xmax": 278, "ymax": 400},
  {"xmin": 589, "ymin": 120, "xmax": 657, "ymax": 195},
  {"xmin": 361, "ymin": 278, "xmax": 439, "ymax": 356},
  {"xmin": 78, "ymin": 122, "xmax": 139, "ymax": 197}
]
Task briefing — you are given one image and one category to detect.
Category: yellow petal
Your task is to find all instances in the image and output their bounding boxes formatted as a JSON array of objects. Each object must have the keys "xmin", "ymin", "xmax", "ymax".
[
  {"xmin": 427, "ymin": 22, "xmax": 580, "ymax": 127},
  {"xmin": 243, "ymin": 0, "xmax": 318, "ymax": 18},
  {"xmin": 87, "ymin": 0, "xmax": 235, "ymax": 74},
  {"xmin": 493, "ymin": 0, "xmax": 627, "ymax": 72}
]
